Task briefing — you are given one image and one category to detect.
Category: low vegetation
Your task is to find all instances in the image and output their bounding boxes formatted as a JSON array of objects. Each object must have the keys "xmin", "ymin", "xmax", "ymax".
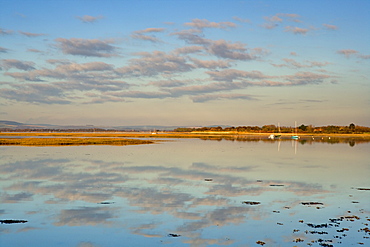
[
  {"xmin": 175, "ymin": 123, "xmax": 370, "ymax": 134},
  {"xmin": 1, "ymin": 123, "xmax": 369, "ymax": 135},
  {"xmin": 0, "ymin": 138, "xmax": 154, "ymax": 146},
  {"xmin": 1, "ymin": 123, "xmax": 369, "ymax": 146}
]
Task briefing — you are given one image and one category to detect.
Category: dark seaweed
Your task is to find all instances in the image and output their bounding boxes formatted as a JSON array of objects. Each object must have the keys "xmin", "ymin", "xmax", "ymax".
[{"xmin": 0, "ymin": 219, "xmax": 27, "ymax": 224}]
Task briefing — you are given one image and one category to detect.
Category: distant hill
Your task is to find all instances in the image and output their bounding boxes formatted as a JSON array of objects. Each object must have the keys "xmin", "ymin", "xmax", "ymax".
[
  {"xmin": 0, "ymin": 120, "xmax": 24, "ymax": 127},
  {"xmin": 0, "ymin": 120, "xmax": 55, "ymax": 129},
  {"xmin": 0, "ymin": 120, "xmax": 183, "ymax": 131},
  {"xmin": 0, "ymin": 120, "xmax": 27, "ymax": 128},
  {"xmin": 1, "ymin": 120, "xmax": 369, "ymax": 134}
]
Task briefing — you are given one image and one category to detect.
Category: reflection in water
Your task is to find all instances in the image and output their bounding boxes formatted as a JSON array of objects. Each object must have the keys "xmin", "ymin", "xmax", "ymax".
[
  {"xmin": 199, "ymin": 135, "xmax": 370, "ymax": 147},
  {"xmin": 0, "ymin": 140, "xmax": 369, "ymax": 246}
]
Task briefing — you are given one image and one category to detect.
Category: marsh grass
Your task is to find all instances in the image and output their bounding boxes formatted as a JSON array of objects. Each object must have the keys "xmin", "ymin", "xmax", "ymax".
[
  {"xmin": 0, "ymin": 138, "xmax": 154, "ymax": 146},
  {"xmin": 0, "ymin": 132, "xmax": 234, "ymax": 139},
  {"xmin": 0, "ymin": 132, "xmax": 194, "ymax": 138},
  {"xmin": 1, "ymin": 132, "xmax": 369, "ymax": 138},
  {"xmin": 0, "ymin": 132, "xmax": 369, "ymax": 146}
]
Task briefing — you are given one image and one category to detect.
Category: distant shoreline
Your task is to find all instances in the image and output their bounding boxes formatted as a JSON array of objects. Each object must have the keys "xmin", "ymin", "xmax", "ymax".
[
  {"xmin": 0, "ymin": 137, "xmax": 154, "ymax": 146},
  {"xmin": 0, "ymin": 131, "xmax": 369, "ymax": 146},
  {"xmin": 1, "ymin": 131, "xmax": 369, "ymax": 138},
  {"xmin": 190, "ymin": 131, "xmax": 370, "ymax": 137}
]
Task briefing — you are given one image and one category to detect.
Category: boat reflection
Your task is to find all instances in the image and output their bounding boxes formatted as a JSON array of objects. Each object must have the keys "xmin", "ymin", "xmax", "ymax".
[{"xmin": 198, "ymin": 135, "xmax": 370, "ymax": 146}]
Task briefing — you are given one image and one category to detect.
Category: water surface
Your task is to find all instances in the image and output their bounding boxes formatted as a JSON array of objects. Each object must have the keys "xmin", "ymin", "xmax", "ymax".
[{"xmin": 0, "ymin": 139, "xmax": 369, "ymax": 246}]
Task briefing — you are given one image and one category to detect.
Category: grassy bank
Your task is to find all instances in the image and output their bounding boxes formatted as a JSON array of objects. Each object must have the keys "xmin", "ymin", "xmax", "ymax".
[
  {"xmin": 0, "ymin": 137, "xmax": 154, "ymax": 146},
  {"xmin": 0, "ymin": 132, "xmax": 369, "ymax": 146},
  {"xmin": 2, "ymin": 131, "xmax": 369, "ymax": 138}
]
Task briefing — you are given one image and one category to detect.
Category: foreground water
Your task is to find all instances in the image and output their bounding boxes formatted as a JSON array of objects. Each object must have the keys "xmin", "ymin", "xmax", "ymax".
[{"xmin": 0, "ymin": 138, "xmax": 369, "ymax": 246}]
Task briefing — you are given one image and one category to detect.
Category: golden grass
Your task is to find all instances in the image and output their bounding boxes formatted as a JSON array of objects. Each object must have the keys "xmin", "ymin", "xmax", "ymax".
[
  {"xmin": 0, "ymin": 131, "xmax": 369, "ymax": 146},
  {"xmin": 0, "ymin": 132, "xmax": 185, "ymax": 138},
  {"xmin": 1, "ymin": 131, "xmax": 370, "ymax": 138},
  {"xmin": 0, "ymin": 132, "xmax": 229, "ymax": 139},
  {"xmin": 0, "ymin": 138, "xmax": 154, "ymax": 146}
]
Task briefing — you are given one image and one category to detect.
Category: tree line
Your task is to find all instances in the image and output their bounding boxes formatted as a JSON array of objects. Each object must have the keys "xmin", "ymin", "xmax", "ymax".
[
  {"xmin": 1, "ymin": 123, "xmax": 369, "ymax": 134},
  {"xmin": 174, "ymin": 123, "xmax": 370, "ymax": 134}
]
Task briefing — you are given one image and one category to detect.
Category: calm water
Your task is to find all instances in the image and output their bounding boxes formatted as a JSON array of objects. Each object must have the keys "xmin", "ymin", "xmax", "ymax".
[{"xmin": 0, "ymin": 139, "xmax": 369, "ymax": 247}]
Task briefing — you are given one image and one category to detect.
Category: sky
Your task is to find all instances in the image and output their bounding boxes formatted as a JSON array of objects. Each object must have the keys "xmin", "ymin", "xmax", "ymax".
[{"xmin": 0, "ymin": 0, "xmax": 369, "ymax": 127}]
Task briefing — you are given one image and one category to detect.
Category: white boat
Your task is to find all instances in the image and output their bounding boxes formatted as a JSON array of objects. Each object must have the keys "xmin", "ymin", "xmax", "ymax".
[
  {"xmin": 291, "ymin": 121, "xmax": 299, "ymax": 139},
  {"xmin": 268, "ymin": 134, "xmax": 276, "ymax": 139},
  {"xmin": 269, "ymin": 134, "xmax": 281, "ymax": 139},
  {"xmin": 269, "ymin": 123, "xmax": 281, "ymax": 139}
]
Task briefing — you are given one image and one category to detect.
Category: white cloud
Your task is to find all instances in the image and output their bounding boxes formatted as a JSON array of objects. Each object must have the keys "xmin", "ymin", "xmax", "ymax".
[
  {"xmin": 131, "ymin": 28, "xmax": 165, "ymax": 43},
  {"xmin": 358, "ymin": 54, "xmax": 370, "ymax": 59},
  {"xmin": 184, "ymin": 19, "xmax": 236, "ymax": 29},
  {"xmin": 0, "ymin": 15, "xmax": 339, "ymax": 107},
  {"xmin": 131, "ymin": 33, "xmax": 161, "ymax": 43},
  {"xmin": 323, "ymin": 24, "xmax": 338, "ymax": 30},
  {"xmin": 18, "ymin": 31, "xmax": 46, "ymax": 37},
  {"xmin": 171, "ymin": 29, "xmax": 209, "ymax": 45},
  {"xmin": 116, "ymin": 51, "xmax": 194, "ymax": 77},
  {"xmin": 261, "ymin": 23, "xmax": 278, "ymax": 29},
  {"xmin": 174, "ymin": 46, "xmax": 204, "ymax": 54},
  {"xmin": 0, "ymin": 46, "xmax": 9, "ymax": 53},
  {"xmin": 76, "ymin": 15, "xmax": 104, "ymax": 23},
  {"xmin": 1, "ymin": 59, "xmax": 36, "ymax": 71},
  {"xmin": 263, "ymin": 15, "xmax": 283, "ymax": 23},
  {"xmin": 5, "ymin": 71, "xmax": 44, "ymax": 81},
  {"xmin": 206, "ymin": 69, "xmax": 269, "ymax": 82},
  {"xmin": 272, "ymin": 58, "xmax": 330, "ymax": 68},
  {"xmin": 337, "ymin": 49, "xmax": 370, "ymax": 59},
  {"xmin": 47, "ymin": 59, "xmax": 71, "ymax": 65},
  {"xmin": 191, "ymin": 93, "xmax": 256, "ymax": 103},
  {"xmin": 208, "ymin": 40, "xmax": 265, "ymax": 60},
  {"xmin": 147, "ymin": 79, "xmax": 189, "ymax": 88},
  {"xmin": 109, "ymin": 91, "xmax": 172, "ymax": 99},
  {"xmin": 232, "ymin": 16, "xmax": 251, "ymax": 23},
  {"xmin": 277, "ymin": 13, "xmax": 301, "ymax": 22},
  {"xmin": 168, "ymin": 81, "xmax": 248, "ymax": 97},
  {"xmin": 336, "ymin": 49, "xmax": 358, "ymax": 58},
  {"xmin": 54, "ymin": 38, "xmax": 119, "ymax": 57},
  {"xmin": 172, "ymin": 30, "xmax": 266, "ymax": 62},
  {"xmin": 284, "ymin": 26, "xmax": 309, "ymax": 35},
  {"xmin": 190, "ymin": 58, "xmax": 231, "ymax": 69},
  {"xmin": 55, "ymin": 62, "xmax": 114, "ymax": 73},
  {"xmin": 0, "ymin": 28, "xmax": 13, "ymax": 35},
  {"xmin": 261, "ymin": 13, "xmax": 301, "ymax": 30},
  {"xmin": 133, "ymin": 28, "xmax": 165, "ymax": 34},
  {"xmin": 0, "ymin": 83, "xmax": 70, "ymax": 104},
  {"xmin": 27, "ymin": 49, "xmax": 43, "ymax": 53},
  {"xmin": 284, "ymin": 71, "xmax": 331, "ymax": 85}
]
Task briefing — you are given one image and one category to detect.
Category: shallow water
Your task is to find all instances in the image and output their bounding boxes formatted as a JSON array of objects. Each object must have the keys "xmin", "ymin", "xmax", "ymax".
[{"xmin": 0, "ymin": 139, "xmax": 369, "ymax": 246}]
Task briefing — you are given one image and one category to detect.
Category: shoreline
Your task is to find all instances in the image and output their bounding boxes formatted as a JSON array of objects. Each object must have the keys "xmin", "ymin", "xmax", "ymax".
[
  {"xmin": 0, "ymin": 137, "xmax": 155, "ymax": 146},
  {"xmin": 1, "ymin": 131, "xmax": 369, "ymax": 137},
  {"xmin": 1, "ymin": 131, "xmax": 370, "ymax": 139},
  {"xmin": 0, "ymin": 131, "xmax": 369, "ymax": 146}
]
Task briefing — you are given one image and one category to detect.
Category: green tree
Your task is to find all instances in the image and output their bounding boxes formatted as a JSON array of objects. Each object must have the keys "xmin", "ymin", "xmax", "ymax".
[
  {"xmin": 298, "ymin": 124, "xmax": 308, "ymax": 132},
  {"xmin": 262, "ymin": 125, "xmax": 276, "ymax": 132}
]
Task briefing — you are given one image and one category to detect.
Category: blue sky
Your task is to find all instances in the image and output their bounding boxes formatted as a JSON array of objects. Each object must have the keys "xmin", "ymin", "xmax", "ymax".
[{"xmin": 0, "ymin": 0, "xmax": 369, "ymax": 127}]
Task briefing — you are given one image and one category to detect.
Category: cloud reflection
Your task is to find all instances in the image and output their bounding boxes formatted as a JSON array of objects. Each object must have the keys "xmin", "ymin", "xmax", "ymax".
[
  {"xmin": 1, "ymin": 192, "xmax": 33, "ymax": 203},
  {"xmin": 54, "ymin": 206, "xmax": 117, "ymax": 226},
  {"xmin": 0, "ymin": 143, "xmax": 348, "ymax": 246}
]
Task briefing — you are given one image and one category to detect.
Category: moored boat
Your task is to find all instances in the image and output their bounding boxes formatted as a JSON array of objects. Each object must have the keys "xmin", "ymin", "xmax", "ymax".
[{"xmin": 291, "ymin": 121, "xmax": 299, "ymax": 139}]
